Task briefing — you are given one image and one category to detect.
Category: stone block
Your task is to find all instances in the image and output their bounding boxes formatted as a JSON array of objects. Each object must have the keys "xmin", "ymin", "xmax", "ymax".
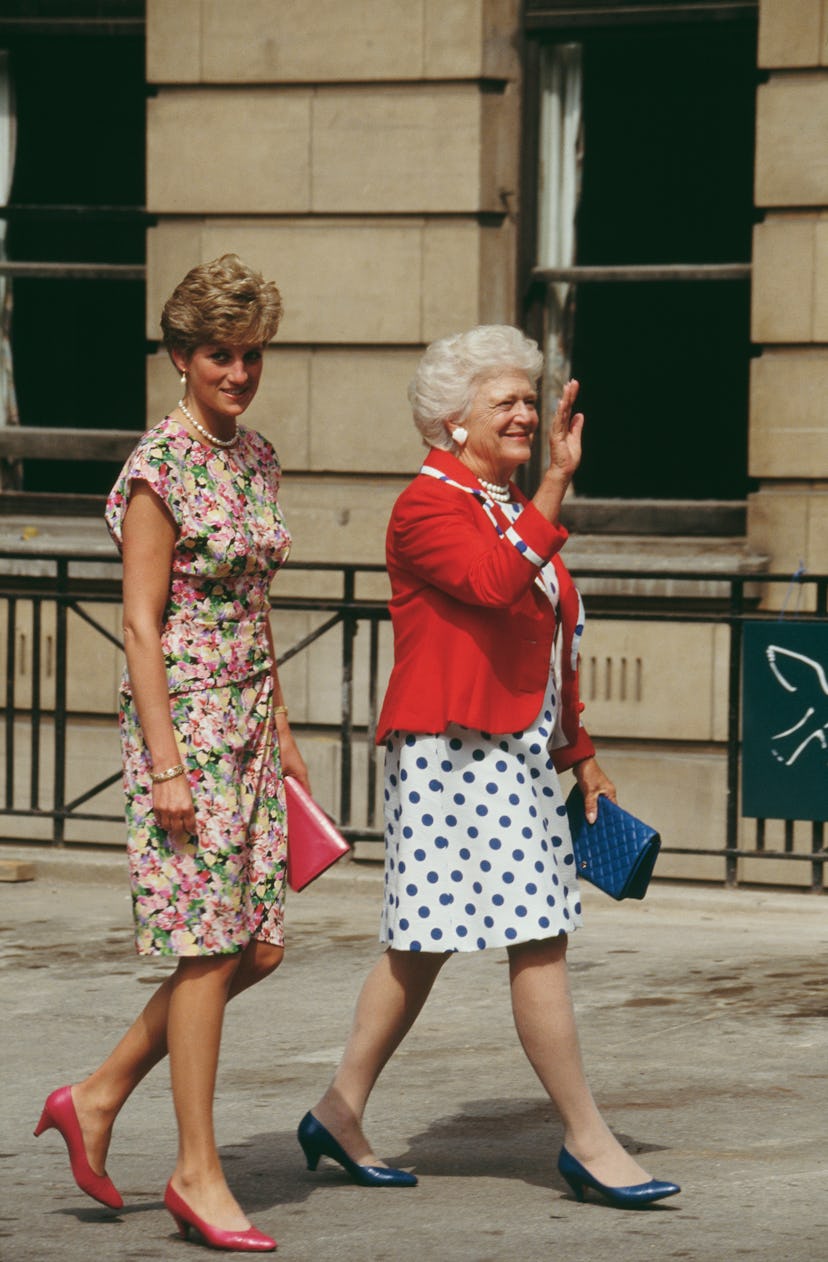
[
  {"xmin": 66, "ymin": 602, "xmax": 123, "ymax": 715},
  {"xmin": 147, "ymin": 91, "xmax": 311, "ymax": 213},
  {"xmin": 277, "ymin": 475, "xmax": 406, "ymax": 564},
  {"xmin": 737, "ymin": 817, "xmax": 819, "ymax": 888},
  {"xmin": 63, "ymin": 720, "xmax": 124, "ymax": 845},
  {"xmin": 148, "ymin": 0, "xmax": 521, "ymax": 85},
  {"xmin": 751, "ymin": 215, "xmax": 816, "ymax": 343},
  {"xmin": 0, "ymin": 597, "xmax": 121, "ymax": 717},
  {"xmin": 747, "ymin": 486, "xmax": 812, "ymax": 590},
  {"xmin": 200, "ymin": 0, "xmax": 424, "ymax": 82},
  {"xmin": 422, "ymin": 223, "xmax": 481, "ymax": 340},
  {"xmin": 811, "ymin": 215, "xmax": 828, "ymax": 339},
  {"xmin": 307, "ymin": 349, "xmax": 424, "ymax": 473},
  {"xmin": 0, "ymin": 598, "xmax": 54, "ymax": 711},
  {"xmin": 148, "ymin": 221, "xmax": 420, "ymax": 344},
  {"xmin": 758, "ymin": 0, "xmax": 823, "ymax": 67},
  {"xmin": 268, "ymin": 608, "xmax": 313, "ymax": 724},
  {"xmin": 311, "ymin": 86, "xmax": 492, "ymax": 213},
  {"xmin": 423, "ymin": 0, "xmax": 520, "ymax": 79},
  {"xmin": 479, "ymin": 216, "xmax": 518, "ymax": 325},
  {"xmin": 805, "ymin": 490, "xmax": 828, "ymax": 570},
  {"xmin": 268, "ymin": 598, "xmax": 394, "ymax": 744},
  {"xmin": 756, "ymin": 75, "xmax": 828, "ymax": 205},
  {"xmin": 579, "ymin": 621, "xmax": 729, "ymax": 742},
  {"xmin": 148, "ymin": 220, "xmax": 496, "ymax": 344},
  {"xmin": 146, "ymin": 0, "xmax": 201, "ymax": 83},
  {"xmin": 0, "ymin": 860, "xmax": 36, "ymax": 882},
  {"xmin": 479, "ymin": 81, "xmax": 520, "ymax": 221},
  {"xmin": 749, "ymin": 349, "xmax": 828, "ymax": 476},
  {"xmin": 0, "ymin": 717, "xmax": 124, "ymax": 847}
]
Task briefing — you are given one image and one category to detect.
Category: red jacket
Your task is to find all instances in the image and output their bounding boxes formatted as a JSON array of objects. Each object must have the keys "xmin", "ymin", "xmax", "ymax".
[{"xmin": 376, "ymin": 448, "xmax": 595, "ymax": 771}]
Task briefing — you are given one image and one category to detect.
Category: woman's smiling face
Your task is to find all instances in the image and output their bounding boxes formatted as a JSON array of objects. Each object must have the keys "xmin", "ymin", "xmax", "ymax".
[
  {"xmin": 453, "ymin": 371, "xmax": 539, "ymax": 483},
  {"xmin": 176, "ymin": 343, "xmax": 265, "ymax": 424}
]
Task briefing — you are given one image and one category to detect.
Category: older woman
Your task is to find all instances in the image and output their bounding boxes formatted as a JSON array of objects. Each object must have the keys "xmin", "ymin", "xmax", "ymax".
[
  {"xmin": 298, "ymin": 325, "xmax": 679, "ymax": 1210},
  {"xmin": 35, "ymin": 255, "xmax": 306, "ymax": 1252}
]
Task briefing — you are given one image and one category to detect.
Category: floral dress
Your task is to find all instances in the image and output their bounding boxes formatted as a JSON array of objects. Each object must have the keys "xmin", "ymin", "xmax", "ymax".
[{"xmin": 105, "ymin": 417, "xmax": 292, "ymax": 956}]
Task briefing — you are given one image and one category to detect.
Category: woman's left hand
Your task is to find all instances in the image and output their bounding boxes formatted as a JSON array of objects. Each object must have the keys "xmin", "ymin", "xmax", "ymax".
[
  {"xmin": 278, "ymin": 723, "xmax": 311, "ymax": 794},
  {"xmin": 573, "ymin": 756, "xmax": 617, "ymax": 824}
]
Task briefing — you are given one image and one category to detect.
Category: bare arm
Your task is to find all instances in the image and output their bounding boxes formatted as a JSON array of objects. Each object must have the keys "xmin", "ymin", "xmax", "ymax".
[
  {"xmin": 264, "ymin": 618, "xmax": 310, "ymax": 792},
  {"xmin": 121, "ymin": 480, "xmax": 196, "ymax": 836}
]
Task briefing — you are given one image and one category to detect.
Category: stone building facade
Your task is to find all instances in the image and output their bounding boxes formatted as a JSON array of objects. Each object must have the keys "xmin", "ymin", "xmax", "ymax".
[{"xmin": 2, "ymin": 0, "xmax": 825, "ymax": 882}]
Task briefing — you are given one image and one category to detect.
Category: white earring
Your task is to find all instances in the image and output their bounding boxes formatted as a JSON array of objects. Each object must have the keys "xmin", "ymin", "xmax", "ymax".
[
  {"xmin": 179, "ymin": 370, "xmax": 187, "ymax": 388},
  {"xmin": 452, "ymin": 425, "xmax": 468, "ymax": 446}
]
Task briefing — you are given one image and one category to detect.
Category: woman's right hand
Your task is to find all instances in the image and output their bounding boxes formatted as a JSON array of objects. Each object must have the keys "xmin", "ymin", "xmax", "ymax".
[
  {"xmin": 546, "ymin": 378, "xmax": 585, "ymax": 485},
  {"xmin": 532, "ymin": 379, "xmax": 585, "ymax": 524},
  {"xmin": 152, "ymin": 772, "xmax": 197, "ymax": 838}
]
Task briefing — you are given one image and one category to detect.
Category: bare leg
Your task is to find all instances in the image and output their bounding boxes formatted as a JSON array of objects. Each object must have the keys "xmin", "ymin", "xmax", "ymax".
[
  {"xmin": 508, "ymin": 935, "xmax": 651, "ymax": 1187},
  {"xmin": 312, "ymin": 948, "xmax": 449, "ymax": 1164},
  {"xmin": 71, "ymin": 939, "xmax": 283, "ymax": 1176},
  {"xmin": 165, "ymin": 955, "xmax": 249, "ymax": 1229}
]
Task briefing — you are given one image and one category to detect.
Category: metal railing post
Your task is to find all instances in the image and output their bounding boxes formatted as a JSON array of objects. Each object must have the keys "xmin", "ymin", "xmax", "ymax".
[
  {"xmin": 52, "ymin": 561, "xmax": 69, "ymax": 846},
  {"xmin": 5, "ymin": 596, "xmax": 15, "ymax": 811},
  {"xmin": 339, "ymin": 568, "xmax": 356, "ymax": 830},
  {"xmin": 725, "ymin": 577, "xmax": 744, "ymax": 888}
]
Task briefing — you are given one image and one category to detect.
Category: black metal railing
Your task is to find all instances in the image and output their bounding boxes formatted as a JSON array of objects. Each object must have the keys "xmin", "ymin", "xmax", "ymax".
[{"xmin": 0, "ymin": 549, "xmax": 825, "ymax": 889}]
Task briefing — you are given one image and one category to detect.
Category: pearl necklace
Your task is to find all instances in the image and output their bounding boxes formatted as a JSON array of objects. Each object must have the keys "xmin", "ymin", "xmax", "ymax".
[
  {"xmin": 177, "ymin": 399, "xmax": 239, "ymax": 449},
  {"xmin": 478, "ymin": 478, "xmax": 511, "ymax": 504}
]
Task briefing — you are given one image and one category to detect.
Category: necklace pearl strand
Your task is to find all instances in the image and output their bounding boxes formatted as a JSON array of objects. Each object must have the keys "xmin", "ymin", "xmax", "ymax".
[
  {"xmin": 177, "ymin": 399, "xmax": 239, "ymax": 449},
  {"xmin": 478, "ymin": 478, "xmax": 511, "ymax": 503}
]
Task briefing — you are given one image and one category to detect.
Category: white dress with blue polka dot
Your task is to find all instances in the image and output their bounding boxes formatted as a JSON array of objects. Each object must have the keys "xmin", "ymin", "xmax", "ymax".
[{"xmin": 380, "ymin": 503, "xmax": 583, "ymax": 954}]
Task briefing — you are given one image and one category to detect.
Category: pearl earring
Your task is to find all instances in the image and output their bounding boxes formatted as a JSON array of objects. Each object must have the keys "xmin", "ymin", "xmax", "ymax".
[
  {"xmin": 452, "ymin": 425, "xmax": 468, "ymax": 446},
  {"xmin": 179, "ymin": 370, "xmax": 187, "ymax": 388}
]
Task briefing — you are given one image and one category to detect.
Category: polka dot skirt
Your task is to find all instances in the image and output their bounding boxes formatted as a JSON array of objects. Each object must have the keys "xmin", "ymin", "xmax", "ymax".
[{"xmin": 380, "ymin": 666, "xmax": 582, "ymax": 954}]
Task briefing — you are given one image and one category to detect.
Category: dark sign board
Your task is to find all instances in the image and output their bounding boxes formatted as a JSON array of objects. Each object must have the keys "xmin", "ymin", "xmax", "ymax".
[{"xmin": 742, "ymin": 623, "xmax": 828, "ymax": 822}]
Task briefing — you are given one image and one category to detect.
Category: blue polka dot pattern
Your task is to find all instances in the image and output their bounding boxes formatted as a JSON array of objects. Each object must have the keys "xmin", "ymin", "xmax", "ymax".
[{"xmin": 379, "ymin": 594, "xmax": 583, "ymax": 952}]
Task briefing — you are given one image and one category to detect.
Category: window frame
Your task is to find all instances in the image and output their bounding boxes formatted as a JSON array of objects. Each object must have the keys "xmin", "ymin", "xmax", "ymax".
[{"xmin": 517, "ymin": 0, "xmax": 760, "ymax": 530}]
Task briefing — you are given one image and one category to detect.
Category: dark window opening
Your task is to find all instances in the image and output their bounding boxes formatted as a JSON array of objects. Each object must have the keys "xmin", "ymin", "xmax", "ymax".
[
  {"xmin": 525, "ymin": 17, "xmax": 758, "ymax": 508},
  {"xmin": 4, "ymin": 21, "xmax": 146, "ymax": 496}
]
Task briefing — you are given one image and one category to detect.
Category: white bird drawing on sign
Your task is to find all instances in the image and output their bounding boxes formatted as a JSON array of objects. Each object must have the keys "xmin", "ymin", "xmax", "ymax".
[{"xmin": 765, "ymin": 644, "xmax": 828, "ymax": 766}]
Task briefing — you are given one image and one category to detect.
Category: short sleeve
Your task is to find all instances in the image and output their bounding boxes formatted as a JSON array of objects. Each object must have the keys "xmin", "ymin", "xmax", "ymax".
[{"xmin": 105, "ymin": 433, "xmax": 185, "ymax": 551}]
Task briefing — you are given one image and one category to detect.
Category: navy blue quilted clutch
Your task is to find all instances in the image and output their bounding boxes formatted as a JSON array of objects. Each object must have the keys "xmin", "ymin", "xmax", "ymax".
[{"xmin": 565, "ymin": 786, "xmax": 661, "ymax": 901}]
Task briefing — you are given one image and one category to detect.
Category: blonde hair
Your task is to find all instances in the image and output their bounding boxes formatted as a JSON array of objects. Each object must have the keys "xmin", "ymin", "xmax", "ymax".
[
  {"xmin": 161, "ymin": 254, "xmax": 283, "ymax": 355},
  {"xmin": 408, "ymin": 325, "xmax": 544, "ymax": 451}
]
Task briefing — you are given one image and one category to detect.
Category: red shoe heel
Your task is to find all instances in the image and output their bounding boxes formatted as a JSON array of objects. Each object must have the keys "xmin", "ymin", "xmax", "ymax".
[
  {"xmin": 34, "ymin": 1085, "xmax": 123, "ymax": 1210},
  {"xmin": 163, "ymin": 1182, "xmax": 277, "ymax": 1252},
  {"xmin": 33, "ymin": 1105, "xmax": 53, "ymax": 1139}
]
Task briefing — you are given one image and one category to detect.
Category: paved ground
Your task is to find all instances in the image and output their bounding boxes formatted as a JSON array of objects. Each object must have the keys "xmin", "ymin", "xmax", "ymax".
[{"xmin": 1, "ymin": 847, "xmax": 826, "ymax": 1262}]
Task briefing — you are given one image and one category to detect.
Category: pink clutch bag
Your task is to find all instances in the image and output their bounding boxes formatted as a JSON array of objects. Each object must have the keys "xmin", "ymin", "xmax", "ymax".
[{"xmin": 285, "ymin": 777, "xmax": 350, "ymax": 892}]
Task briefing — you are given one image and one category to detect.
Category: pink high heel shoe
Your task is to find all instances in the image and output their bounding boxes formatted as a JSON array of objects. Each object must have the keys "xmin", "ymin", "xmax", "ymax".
[
  {"xmin": 164, "ymin": 1182, "xmax": 277, "ymax": 1253},
  {"xmin": 34, "ymin": 1085, "xmax": 123, "ymax": 1210}
]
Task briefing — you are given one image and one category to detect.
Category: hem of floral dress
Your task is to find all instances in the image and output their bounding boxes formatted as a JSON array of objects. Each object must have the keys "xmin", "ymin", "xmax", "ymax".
[{"xmin": 132, "ymin": 932, "xmax": 285, "ymax": 957}]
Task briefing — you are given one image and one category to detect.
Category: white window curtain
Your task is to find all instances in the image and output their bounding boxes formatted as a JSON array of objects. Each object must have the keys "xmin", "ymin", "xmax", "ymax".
[
  {"xmin": 536, "ymin": 43, "xmax": 582, "ymax": 427},
  {"xmin": 0, "ymin": 51, "xmax": 19, "ymax": 442}
]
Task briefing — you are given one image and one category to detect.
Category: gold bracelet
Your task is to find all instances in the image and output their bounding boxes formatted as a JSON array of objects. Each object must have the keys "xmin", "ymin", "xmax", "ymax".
[
  {"xmin": 274, "ymin": 705, "xmax": 289, "ymax": 719},
  {"xmin": 150, "ymin": 763, "xmax": 186, "ymax": 784}
]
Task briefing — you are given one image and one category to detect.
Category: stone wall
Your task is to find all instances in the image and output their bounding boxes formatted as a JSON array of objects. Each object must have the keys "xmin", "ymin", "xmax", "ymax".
[
  {"xmin": 747, "ymin": 0, "xmax": 828, "ymax": 591},
  {"xmin": 145, "ymin": 0, "xmax": 522, "ymax": 565}
]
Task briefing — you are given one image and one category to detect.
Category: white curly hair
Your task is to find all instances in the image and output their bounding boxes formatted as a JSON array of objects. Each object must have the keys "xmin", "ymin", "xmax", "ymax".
[{"xmin": 408, "ymin": 325, "xmax": 544, "ymax": 452}]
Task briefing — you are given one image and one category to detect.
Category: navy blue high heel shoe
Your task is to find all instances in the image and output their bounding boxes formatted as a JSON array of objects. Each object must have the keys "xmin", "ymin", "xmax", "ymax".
[
  {"xmin": 557, "ymin": 1146, "xmax": 680, "ymax": 1209},
  {"xmin": 297, "ymin": 1112, "xmax": 417, "ymax": 1188}
]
